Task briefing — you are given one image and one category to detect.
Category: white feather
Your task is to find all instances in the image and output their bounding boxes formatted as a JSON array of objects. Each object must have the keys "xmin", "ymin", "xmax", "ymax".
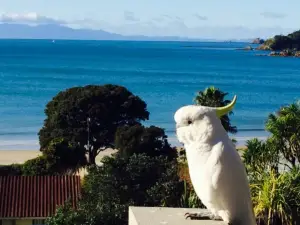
[{"xmin": 174, "ymin": 105, "xmax": 256, "ymax": 225}]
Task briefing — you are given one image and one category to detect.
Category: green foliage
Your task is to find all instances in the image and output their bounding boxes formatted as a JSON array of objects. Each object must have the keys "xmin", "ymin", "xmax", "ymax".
[
  {"xmin": 46, "ymin": 201, "xmax": 87, "ymax": 225},
  {"xmin": 179, "ymin": 180, "xmax": 204, "ymax": 208},
  {"xmin": 0, "ymin": 164, "xmax": 23, "ymax": 176},
  {"xmin": 265, "ymin": 101, "xmax": 300, "ymax": 167},
  {"xmin": 268, "ymin": 30, "xmax": 300, "ymax": 50},
  {"xmin": 79, "ymin": 154, "xmax": 183, "ymax": 225},
  {"xmin": 194, "ymin": 86, "xmax": 237, "ymax": 134},
  {"xmin": 48, "ymin": 118, "xmax": 183, "ymax": 225},
  {"xmin": 115, "ymin": 124, "xmax": 177, "ymax": 160},
  {"xmin": 48, "ymin": 153, "xmax": 183, "ymax": 225},
  {"xmin": 0, "ymin": 155, "xmax": 57, "ymax": 176},
  {"xmin": 1, "ymin": 138, "xmax": 87, "ymax": 176},
  {"xmin": 38, "ymin": 84, "xmax": 149, "ymax": 164},
  {"xmin": 22, "ymin": 155, "xmax": 57, "ymax": 175},
  {"xmin": 243, "ymin": 138, "xmax": 280, "ymax": 180},
  {"xmin": 242, "ymin": 100, "xmax": 300, "ymax": 225},
  {"xmin": 251, "ymin": 168, "xmax": 300, "ymax": 225},
  {"xmin": 43, "ymin": 138, "xmax": 88, "ymax": 173}
]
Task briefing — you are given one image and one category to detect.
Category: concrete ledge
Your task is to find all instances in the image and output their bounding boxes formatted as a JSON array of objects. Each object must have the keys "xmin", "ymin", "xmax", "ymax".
[{"xmin": 129, "ymin": 207, "xmax": 225, "ymax": 225}]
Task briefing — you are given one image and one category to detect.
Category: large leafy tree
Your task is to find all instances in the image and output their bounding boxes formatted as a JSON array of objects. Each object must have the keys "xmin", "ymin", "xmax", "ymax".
[
  {"xmin": 39, "ymin": 84, "xmax": 149, "ymax": 164},
  {"xmin": 115, "ymin": 124, "xmax": 177, "ymax": 160},
  {"xmin": 265, "ymin": 101, "xmax": 300, "ymax": 167},
  {"xmin": 194, "ymin": 86, "xmax": 237, "ymax": 134}
]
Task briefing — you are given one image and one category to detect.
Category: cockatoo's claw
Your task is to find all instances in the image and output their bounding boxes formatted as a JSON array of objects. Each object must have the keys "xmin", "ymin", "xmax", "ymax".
[
  {"xmin": 184, "ymin": 212, "xmax": 211, "ymax": 220},
  {"xmin": 209, "ymin": 214, "xmax": 223, "ymax": 221},
  {"xmin": 184, "ymin": 212, "xmax": 223, "ymax": 221}
]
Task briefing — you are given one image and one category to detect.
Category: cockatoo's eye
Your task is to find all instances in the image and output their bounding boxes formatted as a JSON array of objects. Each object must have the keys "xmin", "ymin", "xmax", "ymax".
[{"xmin": 187, "ymin": 119, "xmax": 192, "ymax": 125}]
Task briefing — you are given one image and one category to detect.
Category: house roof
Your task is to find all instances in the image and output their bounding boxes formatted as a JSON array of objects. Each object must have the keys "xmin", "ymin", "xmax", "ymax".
[{"xmin": 0, "ymin": 176, "xmax": 81, "ymax": 218}]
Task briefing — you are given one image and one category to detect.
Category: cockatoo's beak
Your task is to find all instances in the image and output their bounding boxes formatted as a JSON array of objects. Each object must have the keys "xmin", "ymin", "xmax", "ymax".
[{"xmin": 215, "ymin": 95, "xmax": 237, "ymax": 118}]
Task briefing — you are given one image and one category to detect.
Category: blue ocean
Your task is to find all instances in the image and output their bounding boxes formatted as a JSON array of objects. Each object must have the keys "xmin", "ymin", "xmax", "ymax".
[{"xmin": 0, "ymin": 39, "xmax": 299, "ymax": 150}]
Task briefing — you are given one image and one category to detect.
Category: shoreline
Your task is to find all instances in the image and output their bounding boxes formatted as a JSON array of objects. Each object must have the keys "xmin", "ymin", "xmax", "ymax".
[
  {"xmin": 0, "ymin": 145, "xmax": 249, "ymax": 166},
  {"xmin": 0, "ymin": 148, "xmax": 118, "ymax": 166}
]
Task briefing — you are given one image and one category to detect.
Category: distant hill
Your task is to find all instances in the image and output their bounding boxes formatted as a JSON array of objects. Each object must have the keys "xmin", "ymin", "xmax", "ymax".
[
  {"xmin": 0, "ymin": 23, "xmax": 124, "ymax": 40},
  {"xmin": 0, "ymin": 23, "xmax": 250, "ymax": 42},
  {"xmin": 257, "ymin": 29, "xmax": 300, "ymax": 51}
]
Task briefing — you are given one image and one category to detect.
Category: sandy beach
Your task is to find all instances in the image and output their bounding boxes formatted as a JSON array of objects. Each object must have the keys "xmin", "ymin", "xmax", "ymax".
[
  {"xmin": 0, "ymin": 148, "xmax": 118, "ymax": 166},
  {"xmin": 0, "ymin": 147, "xmax": 247, "ymax": 166}
]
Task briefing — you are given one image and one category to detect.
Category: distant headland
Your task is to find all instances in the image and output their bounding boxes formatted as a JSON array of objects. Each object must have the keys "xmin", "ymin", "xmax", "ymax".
[{"xmin": 242, "ymin": 30, "xmax": 300, "ymax": 57}]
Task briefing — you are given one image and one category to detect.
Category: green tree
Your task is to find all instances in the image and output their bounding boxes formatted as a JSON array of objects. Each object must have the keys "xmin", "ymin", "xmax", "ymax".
[
  {"xmin": 194, "ymin": 86, "xmax": 237, "ymax": 134},
  {"xmin": 0, "ymin": 164, "xmax": 23, "ymax": 176},
  {"xmin": 79, "ymin": 154, "xmax": 183, "ymax": 225},
  {"xmin": 242, "ymin": 138, "xmax": 280, "ymax": 180},
  {"xmin": 48, "ymin": 154, "xmax": 183, "ymax": 225},
  {"xmin": 38, "ymin": 84, "xmax": 149, "ymax": 164},
  {"xmin": 22, "ymin": 138, "xmax": 87, "ymax": 176},
  {"xmin": 271, "ymin": 35, "xmax": 293, "ymax": 50},
  {"xmin": 43, "ymin": 138, "xmax": 88, "ymax": 173},
  {"xmin": 46, "ymin": 201, "xmax": 87, "ymax": 225},
  {"xmin": 241, "ymin": 101, "xmax": 300, "ymax": 225},
  {"xmin": 265, "ymin": 101, "xmax": 300, "ymax": 167},
  {"xmin": 261, "ymin": 29, "xmax": 300, "ymax": 51},
  {"xmin": 115, "ymin": 124, "xmax": 177, "ymax": 160},
  {"xmin": 22, "ymin": 155, "xmax": 56, "ymax": 175}
]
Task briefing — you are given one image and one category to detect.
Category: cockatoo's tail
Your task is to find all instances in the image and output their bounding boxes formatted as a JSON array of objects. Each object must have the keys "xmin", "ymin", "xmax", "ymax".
[{"xmin": 215, "ymin": 95, "xmax": 237, "ymax": 118}]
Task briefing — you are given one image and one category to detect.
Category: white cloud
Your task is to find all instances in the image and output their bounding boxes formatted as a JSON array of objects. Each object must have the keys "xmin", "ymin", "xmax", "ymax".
[
  {"xmin": 194, "ymin": 14, "xmax": 208, "ymax": 21},
  {"xmin": 123, "ymin": 11, "xmax": 139, "ymax": 22},
  {"xmin": 152, "ymin": 14, "xmax": 182, "ymax": 24},
  {"xmin": 0, "ymin": 12, "xmax": 295, "ymax": 40},
  {"xmin": 152, "ymin": 17, "xmax": 164, "ymax": 23},
  {"xmin": 101, "ymin": 21, "xmax": 294, "ymax": 40},
  {"xmin": 0, "ymin": 12, "xmax": 66, "ymax": 24},
  {"xmin": 174, "ymin": 16, "xmax": 182, "ymax": 21},
  {"xmin": 260, "ymin": 12, "xmax": 287, "ymax": 19},
  {"xmin": 161, "ymin": 14, "xmax": 172, "ymax": 19}
]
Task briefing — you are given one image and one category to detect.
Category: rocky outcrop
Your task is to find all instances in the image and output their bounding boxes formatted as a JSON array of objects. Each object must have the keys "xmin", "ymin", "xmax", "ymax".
[
  {"xmin": 236, "ymin": 46, "xmax": 254, "ymax": 51},
  {"xmin": 256, "ymin": 45, "xmax": 272, "ymax": 50},
  {"xmin": 252, "ymin": 38, "xmax": 265, "ymax": 44},
  {"xmin": 295, "ymin": 52, "xmax": 300, "ymax": 57},
  {"xmin": 255, "ymin": 38, "xmax": 274, "ymax": 50},
  {"xmin": 269, "ymin": 50, "xmax": 300, "ymax": 57}
]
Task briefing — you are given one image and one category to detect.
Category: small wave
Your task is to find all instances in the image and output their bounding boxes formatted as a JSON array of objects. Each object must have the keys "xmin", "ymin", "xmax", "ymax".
[
  {"xmin": 0, "ymin": 139, "xmax": 39, "ymax": 150},
  {"xmin": 165, "ymin": 128, "xmax": 266, "ymax": 134},
  {"xmin": 235, "ymin": 128, "xmax": 265, "ymax": 132},
  {"xmin": 0, "ymin": 131, "xmax": 38, "ymax": 136}
]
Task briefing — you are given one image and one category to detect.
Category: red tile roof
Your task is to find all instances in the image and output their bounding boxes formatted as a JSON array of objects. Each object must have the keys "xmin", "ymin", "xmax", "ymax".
[{"xmin": 0, "ymin": 176, "xmax": 81, "ymax": 218}]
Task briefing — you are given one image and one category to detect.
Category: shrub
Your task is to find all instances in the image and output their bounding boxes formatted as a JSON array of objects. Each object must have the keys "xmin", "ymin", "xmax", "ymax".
[
  {"xmin": 48, "ymin": 153, "xmax": 183, "ymax": 225},
  {"xmin": 0, "ymin": 164, "xmax": 23, "ymax": 176}
]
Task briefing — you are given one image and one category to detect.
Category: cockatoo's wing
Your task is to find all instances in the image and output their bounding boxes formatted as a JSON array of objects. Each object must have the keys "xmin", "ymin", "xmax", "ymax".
[{"xmin": 206, "ymin": 141, "xmax": 254, "ymax": 223}]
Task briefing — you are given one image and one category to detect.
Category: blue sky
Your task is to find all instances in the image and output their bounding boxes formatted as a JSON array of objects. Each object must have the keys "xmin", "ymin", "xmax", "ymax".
[{"xmin": 0, "ymin": 0, "xmax": 299, "ymax": 39}]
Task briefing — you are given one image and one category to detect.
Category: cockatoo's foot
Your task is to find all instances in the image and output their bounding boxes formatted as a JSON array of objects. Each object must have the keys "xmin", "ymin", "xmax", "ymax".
[
  {"xmin": 184, "ymin": 212, "xmax": 209, "ymax": 220},
  {"xmin": 184, "ymin": 212, "xmax": 222, "ymax": 221}
]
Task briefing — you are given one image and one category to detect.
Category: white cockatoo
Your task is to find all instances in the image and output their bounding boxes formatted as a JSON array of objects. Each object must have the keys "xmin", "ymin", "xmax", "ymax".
[{"xmin": 174, "ymin": 96, "xmax": 256, "ymax": 225}]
